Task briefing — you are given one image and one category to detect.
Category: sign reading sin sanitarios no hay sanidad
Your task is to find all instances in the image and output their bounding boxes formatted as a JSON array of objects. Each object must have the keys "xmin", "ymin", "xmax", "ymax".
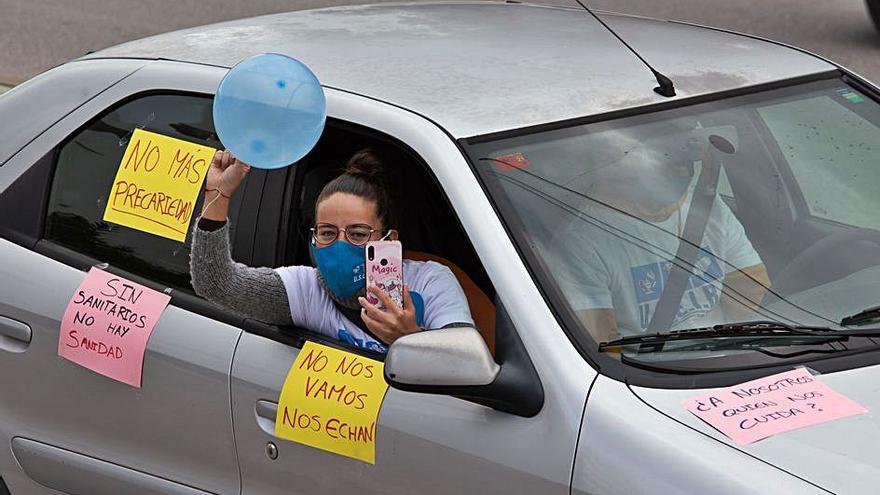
[{"xmin": 58, "ymin": 267, "xmax": 171, "ymax": 387}]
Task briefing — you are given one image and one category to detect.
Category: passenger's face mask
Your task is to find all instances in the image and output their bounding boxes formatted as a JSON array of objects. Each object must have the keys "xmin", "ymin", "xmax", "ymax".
[
  {"xmin": 309, "ymin": 240, "xmax": 366, "ymax": 299},
  {"xmin": 635, "ymin": 164, "xmax": 695, "ymax": 211},
  {"xmin": 602, "ymin": 147, "xmax": 695, "ymax": 213}
]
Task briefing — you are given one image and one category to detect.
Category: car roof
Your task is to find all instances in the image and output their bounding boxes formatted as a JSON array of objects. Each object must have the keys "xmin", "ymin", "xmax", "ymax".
[{"xmin": 83, "ymin": 2, "xmax": 835, "ymax": 138}]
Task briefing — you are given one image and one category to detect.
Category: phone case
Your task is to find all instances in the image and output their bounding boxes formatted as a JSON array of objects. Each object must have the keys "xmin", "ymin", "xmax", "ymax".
[{"xmin": 365, "ymin": 240, "xmax": 403, "ymax": 309}]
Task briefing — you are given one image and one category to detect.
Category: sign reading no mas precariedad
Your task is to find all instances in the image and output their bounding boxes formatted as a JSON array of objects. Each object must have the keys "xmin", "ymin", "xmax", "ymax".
[{"xmin": 103, "ymin": 129, "xmax": 215, "ymax": 242}]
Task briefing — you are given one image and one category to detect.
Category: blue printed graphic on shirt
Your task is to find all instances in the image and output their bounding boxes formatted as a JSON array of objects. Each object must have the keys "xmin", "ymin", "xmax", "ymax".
[
  {"xmin": 411, "ymin": 291, "xmax": 425, "ymax": 328},
  {"xmin": 630, "ymin": 247, "xmax": 723, "ymax": 330},
  {"xmin": 336, "ymin": 329, "xmax": 388, "ymax": 353},
  {"xmin": 334, "ymin": 290, "xmax": 426, "ymax": 354}
]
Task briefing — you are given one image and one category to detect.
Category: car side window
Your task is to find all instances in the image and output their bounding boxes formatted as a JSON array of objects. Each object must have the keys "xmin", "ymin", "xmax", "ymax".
[
  {"xmin": 283, "ymin": 124, "xmax": 497, "ymax": 353},
  {"xmin": 44, "ymin": 94, "xmax": 235, "ymax": 291}
]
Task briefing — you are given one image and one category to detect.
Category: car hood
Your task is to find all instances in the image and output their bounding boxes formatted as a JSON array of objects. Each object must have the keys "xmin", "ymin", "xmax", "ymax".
[{"xmin": 631, "ymin": 364, "xmax": 880, "ymax": 493}]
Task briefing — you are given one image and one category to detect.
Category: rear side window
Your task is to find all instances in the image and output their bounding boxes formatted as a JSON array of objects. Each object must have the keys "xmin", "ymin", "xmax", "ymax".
[{"xmin": 44, "ymin": 94, "xmax": 232, "ymax": 291}]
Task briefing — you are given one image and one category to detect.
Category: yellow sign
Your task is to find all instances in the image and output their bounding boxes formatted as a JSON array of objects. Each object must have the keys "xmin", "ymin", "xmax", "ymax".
[
  {"xmin": 103, "ymin": 129, "xmax": 215, "ymax": 242},
  {"xmin": 275, "ymin": 342, "xmax": 390, "ymax": 464}
]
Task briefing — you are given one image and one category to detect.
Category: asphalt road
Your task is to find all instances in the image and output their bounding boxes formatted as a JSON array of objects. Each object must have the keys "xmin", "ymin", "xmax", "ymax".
[{"xmin": 0, "ymin": 0, "xmax": 878, "ymax": 85}]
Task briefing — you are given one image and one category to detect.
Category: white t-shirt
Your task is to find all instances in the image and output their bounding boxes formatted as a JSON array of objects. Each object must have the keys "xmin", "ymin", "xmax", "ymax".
[
  {"xmin": 556, "ymin": 194, "xmax": 762, "ymax": 336},
  {"xmin": 275, "ymin": 260, "xmax": 474, "ymax": 353}
]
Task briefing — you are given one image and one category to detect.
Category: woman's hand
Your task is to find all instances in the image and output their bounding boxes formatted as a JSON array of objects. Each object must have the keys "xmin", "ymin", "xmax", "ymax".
[
  {"xmin": 206, "ymin": 149, "xmax": 250, "ymax": 195},
  {"xmin": 202, "ymin": 150, "xmax": 250, "ymax": 221},
  {"xmin": 359, "ymin": 284, "xmax": 420, "ymax": 345}
]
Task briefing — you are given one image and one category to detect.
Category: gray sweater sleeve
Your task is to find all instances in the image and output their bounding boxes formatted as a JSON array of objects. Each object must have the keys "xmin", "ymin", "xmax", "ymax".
[{"xmin": 189, "ymin": 221, "xmax": 293, "ymax": 326}]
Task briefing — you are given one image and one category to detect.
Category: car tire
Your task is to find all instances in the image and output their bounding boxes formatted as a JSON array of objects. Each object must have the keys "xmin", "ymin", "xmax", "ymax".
[{"xmin": 869, "ymin": 0, "xmax": 880, "ymax": 31}]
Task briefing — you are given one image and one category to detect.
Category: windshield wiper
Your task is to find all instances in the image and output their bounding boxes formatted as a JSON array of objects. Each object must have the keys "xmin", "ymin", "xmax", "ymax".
[
  {"xmin": 597, "ymin": 320, "xmax": 880, "ymax": 352},
  {"xmin": 841, "ymin": 305, "xmax": 880, "ymax": 326}
]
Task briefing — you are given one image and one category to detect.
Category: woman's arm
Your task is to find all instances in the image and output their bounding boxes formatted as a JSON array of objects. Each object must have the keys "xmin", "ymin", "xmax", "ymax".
[
  {"xmin": 190, "ymin": 218, "xmax": 293, "ymax": 326},
  {"xmin": 188, "ymin": 149, "xmax": 293, "ymax": 326}
]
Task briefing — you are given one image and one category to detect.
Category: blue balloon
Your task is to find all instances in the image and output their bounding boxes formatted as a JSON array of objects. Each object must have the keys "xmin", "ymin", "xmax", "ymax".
[{"xmin": 213, "ymin": 53, "xmax": 326, "ymax": 169}]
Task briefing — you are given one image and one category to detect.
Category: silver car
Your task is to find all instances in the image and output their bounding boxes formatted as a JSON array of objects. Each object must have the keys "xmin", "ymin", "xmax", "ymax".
[{"xmin": 2, "ymin": 3, "xmax": 880, "ymax": 494}]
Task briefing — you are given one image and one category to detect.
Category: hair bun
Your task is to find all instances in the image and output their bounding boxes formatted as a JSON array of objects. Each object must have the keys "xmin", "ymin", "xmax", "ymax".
[
  {"xmin": 317, "ymin": 147, "xmax": 397, "ymax": 231},
  {"xmin": 344, "ymin": 147, "xmax": 385, "ymax": 180}
]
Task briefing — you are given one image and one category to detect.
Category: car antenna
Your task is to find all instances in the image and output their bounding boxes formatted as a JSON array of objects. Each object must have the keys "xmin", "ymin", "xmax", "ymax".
[{"xmin": 571, "ymin": 0, "xmax": 676, "ymax": 97}]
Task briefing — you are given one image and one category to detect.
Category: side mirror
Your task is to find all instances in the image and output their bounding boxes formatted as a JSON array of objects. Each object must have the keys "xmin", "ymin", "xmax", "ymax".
[
  {"xmin": 384, "ymin": 305, "xmax": 544, "ymax": 418},
  {"xmin": 384, "ymin": 327, "xmax": 500, "ymax": 386}
]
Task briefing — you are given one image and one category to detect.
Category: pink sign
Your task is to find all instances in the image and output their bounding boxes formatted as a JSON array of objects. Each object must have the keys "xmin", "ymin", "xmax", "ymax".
[
  {"xmin": 683, "ymin": 368, "xmax": 867, "ymax": 444},
  {"xmin": 57, "ymin": 267, "xmax": 171, "ymax": 388}
]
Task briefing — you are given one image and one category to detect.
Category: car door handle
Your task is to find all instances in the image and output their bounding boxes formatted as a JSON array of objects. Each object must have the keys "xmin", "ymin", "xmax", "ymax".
[
  {"xmin": 255, "ymin": 400, "xmax": 279, "ymax": 436},
  {"xmin": 0, "ymin": 315, "xmax": 31, "ymax": 352}
]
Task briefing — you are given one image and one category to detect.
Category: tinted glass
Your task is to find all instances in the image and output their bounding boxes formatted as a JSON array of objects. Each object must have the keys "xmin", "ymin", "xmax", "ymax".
[
  {"xmin": 45, "ymin": 94, "xmax": 233, "ymax": 291},
  {"xmin": 758, "ymin": 90, "xmax": 880, "ymax": 229},
  {"xmin": 468, "ymin": 79, "xmax": 880, "ymax": 370}
]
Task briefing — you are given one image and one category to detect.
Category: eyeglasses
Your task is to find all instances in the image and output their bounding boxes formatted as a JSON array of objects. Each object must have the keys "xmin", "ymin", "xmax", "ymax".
[{"xmin": 310, "ymin": 223, "xmax": 383, "ymax": 247}]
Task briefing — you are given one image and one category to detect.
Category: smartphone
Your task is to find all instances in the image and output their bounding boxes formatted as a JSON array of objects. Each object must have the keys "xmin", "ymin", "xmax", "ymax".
[{"xmin": 365, "ymin": 240, "xmax": 403, "ymax": 309}]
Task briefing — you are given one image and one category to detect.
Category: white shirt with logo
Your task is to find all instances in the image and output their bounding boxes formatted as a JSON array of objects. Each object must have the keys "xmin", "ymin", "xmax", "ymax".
[{"xmin": 556, "ymin": 194, "xmax": 762, "ymax": 336}]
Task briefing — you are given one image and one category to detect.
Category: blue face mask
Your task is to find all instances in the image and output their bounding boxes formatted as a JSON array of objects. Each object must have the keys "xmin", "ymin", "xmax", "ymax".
[{"xmin": 310, "ymin": 241, "xmax": 366, "ymax": 298}]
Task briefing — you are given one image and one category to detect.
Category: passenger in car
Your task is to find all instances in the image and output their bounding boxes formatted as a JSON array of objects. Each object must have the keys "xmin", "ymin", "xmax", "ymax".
[
  {"xmin": 555, "ymin": 132, "xmax": 771, "ymax": 344},
  {"xmin": 189, "ymin": 148, "xmax": 474, "ymax": 353}
]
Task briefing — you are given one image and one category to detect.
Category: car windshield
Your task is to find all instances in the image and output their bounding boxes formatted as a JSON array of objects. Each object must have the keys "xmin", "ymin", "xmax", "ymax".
[{"xmin": 467, "ymin": 78, "xmax": 880, "ymax": 369}]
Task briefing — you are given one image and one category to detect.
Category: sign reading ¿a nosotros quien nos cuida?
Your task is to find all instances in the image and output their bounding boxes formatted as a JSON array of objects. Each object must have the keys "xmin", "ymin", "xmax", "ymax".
[
  {"xmin": 103, "ymin": 129, "xmax": 216, "ymax": 242},
  {"xmin": 275, "ymin": 341, "xmax": 390, "ymax": 464},
  {"xmin": 683, "ymin": 368, "xmax": 867, "ymax": 444}
]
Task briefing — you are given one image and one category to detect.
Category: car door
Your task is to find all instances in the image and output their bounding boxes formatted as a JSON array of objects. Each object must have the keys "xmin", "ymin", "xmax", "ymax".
[
  {"xmin": 229, "ymin": 88, "xmax": 596, "ymax": 494},
  {"xmin": 0, "ymin": 60, "xmax": 252, "ymax": 495}
]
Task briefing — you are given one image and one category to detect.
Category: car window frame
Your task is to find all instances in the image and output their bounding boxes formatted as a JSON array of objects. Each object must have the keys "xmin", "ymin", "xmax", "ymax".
[
  {"xmin": 5, "ymin": 60, "xmax": 526, "ymax": 371},
  {"xmin": 2, "ymin": 74, "xmax": 485, "ymax": 363}
]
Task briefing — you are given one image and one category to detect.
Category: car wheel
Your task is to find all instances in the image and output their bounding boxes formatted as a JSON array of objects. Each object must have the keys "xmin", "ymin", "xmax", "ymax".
[{"xmin": 869, "ymin": 0, "xmax": 880, "ymax": 30}]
